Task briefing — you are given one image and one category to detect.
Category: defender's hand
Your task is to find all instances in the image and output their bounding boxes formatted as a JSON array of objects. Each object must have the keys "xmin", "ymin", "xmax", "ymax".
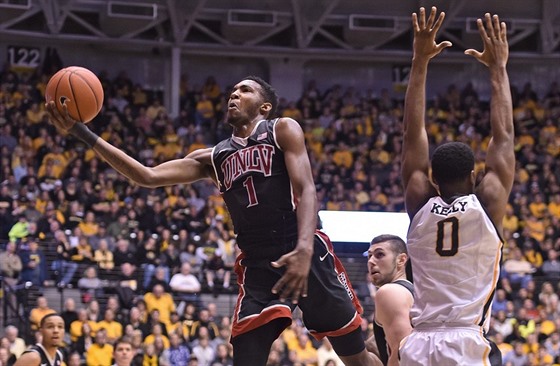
[
  {"xmin": 412, "ymin": 7, "xmax": 452, "ymax": 61},
  {"xmin": 464, "ymin": 13, "xmax": 509, "ymax": 69}
]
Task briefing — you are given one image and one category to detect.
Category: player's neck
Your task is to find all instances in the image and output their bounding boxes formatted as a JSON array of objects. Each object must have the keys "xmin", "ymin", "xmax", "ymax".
[
  {"xmin": 232, "ymin": 117, "xmax": 264, "ymax": 138},
  {"xmin": 41, "ymin": 343, "xmax": 58, "ymax": 359},
  {"xmin": 438, "ymin": 180, "xmax": 474, "ymax": 202},
  {"xmin": 392, "ymin": 270, "xmax": 407, "ymax": 282}
]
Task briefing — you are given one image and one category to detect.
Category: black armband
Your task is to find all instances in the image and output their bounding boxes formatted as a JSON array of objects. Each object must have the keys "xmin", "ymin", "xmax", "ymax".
[{"xmin": 68, "ymin": 123, "xmax": 99, "ymax": 148}]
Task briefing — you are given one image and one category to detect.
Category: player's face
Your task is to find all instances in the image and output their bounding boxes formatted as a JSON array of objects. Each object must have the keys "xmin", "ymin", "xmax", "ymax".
[
  {"xmin": 114, "ymin": 343, "xmax": 134, "ymax": 365},
  {"xmin": 40, "ymin": 316, "xmax": 65, "ymax": 347},
  {"xmin": 226, "ymin": 80, "xmax": 266, "ymax": 125},
  {"xmin": 367, "ymin": 242, "xmax": 399, "ymax": 287}
]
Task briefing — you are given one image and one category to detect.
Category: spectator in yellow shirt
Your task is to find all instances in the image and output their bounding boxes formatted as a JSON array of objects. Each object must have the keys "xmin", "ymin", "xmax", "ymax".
[
  {"xmin": 70, "ymin": 308, "xmax": 97, "ymax": 342},
  {"xmin": 143, "ymin": 323, "xmax": 170, "ymax": 349},
  {"xmin": 503, "ymin": 204, "xmax": 520, "ymax": 233},
  {"xmin": 96, "ymin": 309, "xmax": 123, "ymax": 345},
  {"xmin": 144, "ymin": 284, "xmax": 176, "ymax": 326},
  {"xmin": 282, "ymin": 101, "xmax": 303, "ymax": 121},
  {"xmin": 289, "ymin": 332, "xmax": 318, "ymax": 366},
  {"xmin": 78, "ymin": 211, "xmax": 99, "ymax": 237},
  {"xmin": 94, "ymin": 239, "xmax": 114, "ymax": 272},
  {"xmin": 29, "ymin": 296, "xmax": 56, "ymax": 331},
  {"xmin": 26, "ymin": 102, "xmax": 46, "ymax": 124},
  {"xmin": 86, "ymin": 328, "xmax": 114, "ymax": 366},
  {"xmin": 549, "ymin": 193, "xmax": 560, "ymax": 219},
  {"xmin": 529, "ymin": 194, "xmax": 547, "ymax": 219},
  {"xmin": 332, "ymin": 141, "xmax": 353, "ymax": 169},
  {"xmin": 202, "ymin": 76, "xmax": 221, "ymax": 101},
  {"xmin": 37, "ymin": 145, "xmax": 72, "ymax": 179}
]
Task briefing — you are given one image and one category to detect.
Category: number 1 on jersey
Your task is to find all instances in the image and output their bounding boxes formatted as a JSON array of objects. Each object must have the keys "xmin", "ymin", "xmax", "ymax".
[{"xmin": 243, "ymin": 176, "xmax": 259, "ymax": 207}]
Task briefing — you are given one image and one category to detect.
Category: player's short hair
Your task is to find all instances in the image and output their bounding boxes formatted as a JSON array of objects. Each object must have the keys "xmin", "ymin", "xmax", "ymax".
[
  {"xmin": 370, "ymin": 234, "xmax": 407, "ymax": 256},
  {"xmin": 40, "ymin": 313, "xmax": 63, "ymax": 328},
  {"xmin": 243, "ymin": 75, "xmax": 278, "ymax": 119},
  {"xmin": 114, "ymin": 337, "xmax": 133, "ymax": 350},
  {"xmin": 431, "ymin": 142, "xmax": 475, "ymax": 185}
]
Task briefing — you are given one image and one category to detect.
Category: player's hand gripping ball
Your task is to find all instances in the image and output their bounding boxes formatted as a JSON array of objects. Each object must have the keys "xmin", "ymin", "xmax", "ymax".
[{"xmin": 45, "ymin": 66, "xmax": 104, "ymax": 123}]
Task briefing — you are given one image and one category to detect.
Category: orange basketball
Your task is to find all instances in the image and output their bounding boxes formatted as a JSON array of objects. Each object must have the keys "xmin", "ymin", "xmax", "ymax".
[{"xmin": 45, "ymin": 66, "xmax": 104, "ymax": 123}]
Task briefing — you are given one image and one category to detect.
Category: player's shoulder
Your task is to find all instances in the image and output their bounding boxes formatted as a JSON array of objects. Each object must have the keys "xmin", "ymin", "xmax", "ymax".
[
  {"xmin": 274, "ymin": 117, "xmax": 301, "ymax": 130},
  {"xmin": 16, "ymin": 349, "xmax": 41, "ymax": 365},
  {"xmin": 274, "ymin": 117, "xmax": 304, "ymax": 144},
  {"xmin": 376, "ymin": 282, "xmax": 414, "ymax": 305}
]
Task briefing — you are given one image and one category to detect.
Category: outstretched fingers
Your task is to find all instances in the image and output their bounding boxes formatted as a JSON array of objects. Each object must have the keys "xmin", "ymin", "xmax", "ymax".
[
  {"xmin": 418, "ymin": 7, "xmax": 426, "ymax": 30},
  {"xmin": 477, "ymin": 17, "xmax": 490, "ymax": 43},
  {"xmin": 412, "ymin": 12, "xmax": 420, "ymax": 33},
  {"xmin": 500, "ymin": 21, "xmax": 507, "ymax": 42},
  {"xmin": 426, "ymin": 6, "xmax": 437, "ymax": 29},
  {"xmin": 492, "ymin": 14, "xmax": 501, "ymax": 39},
  {"xmin": 432, "ymin": 9, "xmax": 446, "ymax": 33}
]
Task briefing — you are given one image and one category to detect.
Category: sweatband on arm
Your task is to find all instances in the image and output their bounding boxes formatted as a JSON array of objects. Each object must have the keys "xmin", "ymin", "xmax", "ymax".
[{"xmin": 68, "ymin": 123, "xmax": 99, "ymax": 148}]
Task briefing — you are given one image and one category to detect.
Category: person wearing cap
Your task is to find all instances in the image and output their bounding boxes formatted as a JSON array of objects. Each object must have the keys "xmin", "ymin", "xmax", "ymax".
[{"xmin": 364, "ymin": 234, "xmax": 413, "ymax": 366}]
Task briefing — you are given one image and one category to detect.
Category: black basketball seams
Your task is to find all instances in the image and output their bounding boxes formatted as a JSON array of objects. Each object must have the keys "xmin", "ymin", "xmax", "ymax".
[{"xmin": 67, "ymin": 71, "xmax": 84, "ymax": 122}]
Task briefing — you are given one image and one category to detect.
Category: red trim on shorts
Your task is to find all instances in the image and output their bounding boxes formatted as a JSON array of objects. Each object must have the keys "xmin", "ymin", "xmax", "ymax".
[
  {"xmin": 310, "ymin": 311, "xmax": 363, "ymax": 340},
  {"xmin": 231, "ymin": 252, "xmax": 292, "ymax": 338},
  {"xmin": 231, "ymin": 305, "xmax": 292, "ymax": 338},
  {"xmin": 316, "ymin": 230, "xmax": 364, "ymax": 315}
]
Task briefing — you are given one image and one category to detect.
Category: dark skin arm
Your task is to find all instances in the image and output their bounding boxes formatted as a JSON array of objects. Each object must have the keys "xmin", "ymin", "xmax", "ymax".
[
  {"xmin": 271, "ymin": 117, "xmax": 317, "ymax": 303},
  {"xmin": 466, "ymin": 14, "xmax": 514, "ymax": 233},
  {"xmin": 401, "ymin": 7, "xmax": 452, "ymax": 219},
  {"xmin": 45, "ymin": 101, "xmax": 215, "ymax": 187}
]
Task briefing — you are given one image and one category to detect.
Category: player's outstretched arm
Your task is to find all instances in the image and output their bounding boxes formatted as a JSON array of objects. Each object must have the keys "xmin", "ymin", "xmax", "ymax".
[
  {"xmin": 46, "ymin": 101, "xmax": 213, "ymax": 187},
  {"xmin": 271, "ymin": 117, "xmax": 317, "ymax": 304},
  {"xmin": 467, "ymin": 14, "xmax": 514, "ymax": 229},
  {"xmin": 401, "ymin": 6, "xmax": 451, "ymax": 218}
]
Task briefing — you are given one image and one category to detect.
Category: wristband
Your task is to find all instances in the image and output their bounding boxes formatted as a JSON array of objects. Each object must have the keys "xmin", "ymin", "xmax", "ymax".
[{"xmin": 69, "ymin": 123, "xmax": 99, "ymax": 148}]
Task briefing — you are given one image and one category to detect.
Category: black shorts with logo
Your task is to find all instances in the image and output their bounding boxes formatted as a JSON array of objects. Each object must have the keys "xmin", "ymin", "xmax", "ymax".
[{"xmin": 231, "ymin": 230, "xmax": 363, "ymax": 340}]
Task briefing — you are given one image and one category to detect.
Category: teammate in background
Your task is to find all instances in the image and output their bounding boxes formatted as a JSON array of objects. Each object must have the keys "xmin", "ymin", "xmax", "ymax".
[
  {"xmin": 14, "ymin": 313, "xmax": 65, "ymax": 366},
  {"xmin": 364, "ymin": 234, "xmax": 413, "ymax": 366},
  {"xmin": 46, "ymin": 76, "xmax": 379, "ymax": 365},
  {"xmin": 399, "ymin": 7, "xmax": 514, "ymax": 365},
  {"xmin": 112, "ymin": 338, "xmax": 134, "ymax": 366}
]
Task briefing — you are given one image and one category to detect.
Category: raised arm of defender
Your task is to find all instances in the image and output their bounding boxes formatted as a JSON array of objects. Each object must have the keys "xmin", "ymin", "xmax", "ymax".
[
  {"xmin": 466, "ymin": 14, "xmax": 515, "ymax": 231},
  {"xmin": 401, "ymin": 7, "xmax": 451, "ymax": 219}
]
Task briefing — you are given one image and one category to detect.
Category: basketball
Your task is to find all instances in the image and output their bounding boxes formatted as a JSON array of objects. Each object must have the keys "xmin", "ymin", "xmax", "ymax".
[{"xmin": 45, "ymin": 66, "xmax": 104, "ymax": 123}]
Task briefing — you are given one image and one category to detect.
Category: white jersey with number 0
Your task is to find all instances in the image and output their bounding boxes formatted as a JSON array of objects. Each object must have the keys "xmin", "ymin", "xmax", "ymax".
[{"xmin": 407, "ymin": 194, "xmax": 503, "ymax": 332}]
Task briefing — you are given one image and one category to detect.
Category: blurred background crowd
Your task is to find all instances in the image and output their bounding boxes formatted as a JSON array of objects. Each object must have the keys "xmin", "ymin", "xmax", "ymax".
[{"xmin": 0, "ymin": 64, "xmax": 559, "ymax": 366}]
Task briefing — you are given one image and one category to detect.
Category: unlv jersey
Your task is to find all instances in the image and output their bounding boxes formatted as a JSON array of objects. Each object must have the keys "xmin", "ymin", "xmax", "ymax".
[
  {"xmin": 212, "ymin": 119, "xmax": 297, "ymax": 250},
  {"xmin": 407, "ymin": 194, "xmax": 503, "ymax": 332}
]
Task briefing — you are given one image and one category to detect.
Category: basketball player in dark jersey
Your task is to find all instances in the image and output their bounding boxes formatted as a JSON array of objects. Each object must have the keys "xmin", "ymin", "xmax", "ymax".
[
  {"xmin": 46, "ymin": 76, "xmax": 379, "ymax": 365},
  {"xmin": 15, "ymin": 313, "xmax": 65, "ymax": 366},
  {"xmin": 364, "ymin": 235, "xmax": 413, "ymax": 366}
]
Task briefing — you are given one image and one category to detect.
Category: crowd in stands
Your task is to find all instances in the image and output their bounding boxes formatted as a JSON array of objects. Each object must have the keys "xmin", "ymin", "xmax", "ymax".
[{"xmin": 0, "ymin": 61, "xmax": 559, "ymax": 366}]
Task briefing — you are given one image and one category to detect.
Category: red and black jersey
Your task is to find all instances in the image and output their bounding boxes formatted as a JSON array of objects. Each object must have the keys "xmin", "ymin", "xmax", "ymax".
[{"xmin": 212, "ymin": 119, "xmax": 297, "ymax": 251}]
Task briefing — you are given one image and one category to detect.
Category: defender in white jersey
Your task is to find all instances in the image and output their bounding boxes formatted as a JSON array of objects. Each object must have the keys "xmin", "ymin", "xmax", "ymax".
[{"xmin": 399, "ymin": 7, "xmax": 514, "ymax": 366}]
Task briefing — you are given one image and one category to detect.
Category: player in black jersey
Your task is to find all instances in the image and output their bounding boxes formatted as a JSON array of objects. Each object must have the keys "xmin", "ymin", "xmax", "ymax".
[
  {"xmin": 15, "ymin": 313, "xmax": 65, "ymax": 366},
  {"xmin": 365, "ymin": 235, "xmax": 413, "ymax": 366},
  {"xmin": 46, "ymin": 76, "xmax": 379, "ymax": 365}
]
